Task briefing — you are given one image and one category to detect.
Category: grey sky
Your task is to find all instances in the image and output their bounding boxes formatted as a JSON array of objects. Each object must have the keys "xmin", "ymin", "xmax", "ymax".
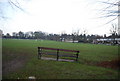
[{"xmin": 0, "ymin": 0, "xmax": 118, "ymax": 36}]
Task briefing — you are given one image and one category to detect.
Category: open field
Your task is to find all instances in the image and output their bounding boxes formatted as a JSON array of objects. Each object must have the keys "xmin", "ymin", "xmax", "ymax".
[{"xmin": 2, "ymin": 39, "xmax": 119, "ymax": 79}]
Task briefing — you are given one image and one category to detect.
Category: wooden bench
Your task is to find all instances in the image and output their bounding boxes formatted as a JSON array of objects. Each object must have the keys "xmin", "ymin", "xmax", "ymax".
[{"xmin": 38, "ymin": 47, "xmax": 80, "ymax": 61}]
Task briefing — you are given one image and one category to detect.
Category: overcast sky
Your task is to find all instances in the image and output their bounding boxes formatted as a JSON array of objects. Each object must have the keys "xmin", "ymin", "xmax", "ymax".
[{"xmin": 0, "ymin": 0, "xmax": 118, "ymax": 36}]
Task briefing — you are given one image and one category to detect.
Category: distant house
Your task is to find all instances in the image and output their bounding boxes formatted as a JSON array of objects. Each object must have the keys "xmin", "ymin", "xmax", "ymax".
[
  {"xmin": 62, "ymin": 38, "xmax": 78, "ymax": 43},
  {"xmin": 93, "ymin": 38, "xmax": 120, "ymax": 45},
  {"xmin": 92, "ymin": 39, "xmax": 98, "ymax": 44},
  {"xmin": 65, "ymin": 40, "xmax": 78, "ymax": 43}
]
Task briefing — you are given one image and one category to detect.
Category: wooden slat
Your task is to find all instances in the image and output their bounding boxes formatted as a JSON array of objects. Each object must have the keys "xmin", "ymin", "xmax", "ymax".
[
  {"xmin": 38, "ymin": 47, "xmax": 80, "ymax": 53},
  {"xmin": 59, "ymin": 49, "xmax": 79, "ymax": 52},
  {"xmin": 59, "ymin": 54, "xmax": 76, "ymax": 57},
  {"xmin": 42, "ymin": 51, "xmax": 76, "ymax": 56},
  {"xmin": 42, "ymin": 52, "xmax": 76, "ymax": 57},
  {"xmin": 43, "ymin": 53, "xmax": 56, "ymax": 55},
  {"xmin": 42, "ymin": 52, "xmax": 57, "ymax": 55},
  {"xmin": 39, "ymin": 47, "xmax": 58, "ymax": 50}
]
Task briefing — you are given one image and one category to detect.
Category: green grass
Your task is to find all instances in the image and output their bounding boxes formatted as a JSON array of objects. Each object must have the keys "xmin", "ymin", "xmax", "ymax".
[{"xmin": 2, "ymin": 39, "xmax": 118, "ymax": 79}]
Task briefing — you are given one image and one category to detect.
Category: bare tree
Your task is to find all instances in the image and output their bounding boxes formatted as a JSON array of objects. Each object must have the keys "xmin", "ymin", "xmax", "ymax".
[
  {"xmin": 110, "ymin": 23, "xmax": 118, "ymax": 45},
  {"xmin": 0, "ymin": 0, "xmax": 26, "ymax": 19},
  {"xmin": 99, "ymin": 1, "xmax": 120, "ymax": 43},
  {"xmin": 81, "ymin": 29, "xmax": 88, "ymax": 43},
  {"xmin": 60, "ymin": 31, "xmax": 67, "ymax": 42},
  {"xmin": 99, "ymin": 0, "xmax": 120, "ymax": 23},
  {"xmin": 110, "ymin": 24, "xmax": 118, "ymax": 35},
  {"xmin": 8, "ymin": 0, "xmax": 24, "ymax": 11},
  {"xmin": 72, "ymin": 29, "xmax": 79, "ymax": 43}
]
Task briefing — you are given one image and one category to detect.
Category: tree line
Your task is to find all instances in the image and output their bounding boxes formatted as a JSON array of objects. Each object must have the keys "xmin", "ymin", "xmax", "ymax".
[{"xmin": 2, "ymin": 30, "xmax": 120, "ymax": 43}]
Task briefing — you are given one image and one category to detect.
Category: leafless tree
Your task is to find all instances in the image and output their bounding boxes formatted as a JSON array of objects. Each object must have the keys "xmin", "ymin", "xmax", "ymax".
[
  {"xmin": 72, "ymin": 29, "xmax": 79, "ymax": 43},
  {"xmin": 81, "ymin": 29, "xmax": 88, "ymax": 43},
  {"xmin": 110, "ymin": 24, "xmax": 118, "ymax": 35},
  {"xmin": 99, "ymin": 0, "xmax": 120, "ymax": 24},
  {"xmin": 0, "ymin": 0, "xmax": 26, "ymax": 19},
  {"xmin": 60, "ymin": 31, "xmax": 67, "ymax": 42},
  {"xmin": 110, "ymin": 23, "xmax": 118, "ymax": 45}
]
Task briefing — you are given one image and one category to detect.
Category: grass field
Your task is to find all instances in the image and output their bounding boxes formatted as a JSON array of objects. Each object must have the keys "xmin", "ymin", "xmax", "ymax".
[{"xmin": 2, "ymin": 39, "xmax": 119, "ymax": 79}]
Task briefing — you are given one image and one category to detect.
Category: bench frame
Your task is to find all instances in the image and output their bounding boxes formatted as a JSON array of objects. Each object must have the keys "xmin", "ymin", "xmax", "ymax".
[{"xmin": 38, "ymin": 47, "xmax": 80, "ymax": 61}]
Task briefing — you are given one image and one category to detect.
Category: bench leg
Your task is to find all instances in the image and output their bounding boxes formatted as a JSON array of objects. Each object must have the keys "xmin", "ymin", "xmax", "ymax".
[
  {"xmin": 38, "ymin": 48, "xmax": 42, "ymax": 59},
  {"xmin": 76, "ymin": 52, "xmax": 79, "ymax": 61},
  {"xmin": 56, "ymin": 49, "xmax": 59, "ymax": 61}
]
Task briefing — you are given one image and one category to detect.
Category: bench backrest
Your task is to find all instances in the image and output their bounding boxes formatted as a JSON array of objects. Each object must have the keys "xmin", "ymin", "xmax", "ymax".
[{"xmin": 38, "ymin": 47, "xmax": 80, "ymax": 61}]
